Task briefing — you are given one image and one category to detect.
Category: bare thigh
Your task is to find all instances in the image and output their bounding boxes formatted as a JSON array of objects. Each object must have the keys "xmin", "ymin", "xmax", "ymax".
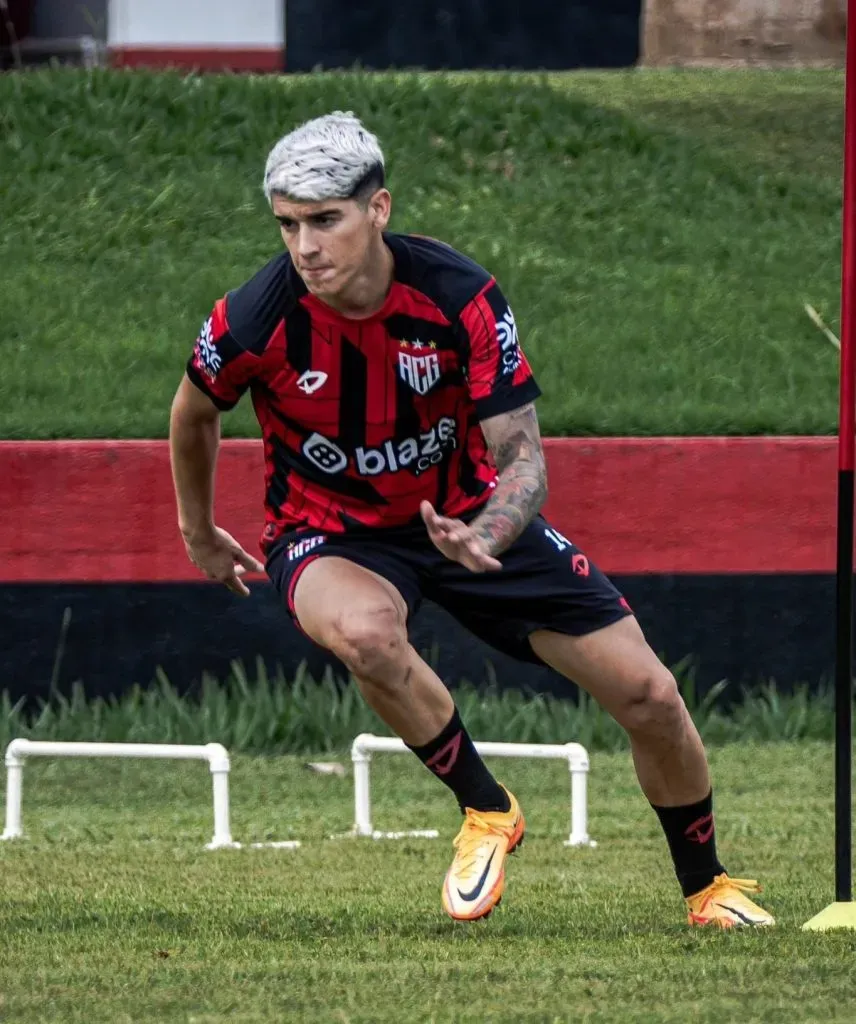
[
  {"xmin": 529, "ymin": 616, "xmax": 677, "ymax": 720},
  {"xmin": 292, "ymin": 555, "xmax": 409, "ymax": 647},
  {"xmin": 291, "ymin": 555, "xmax": 454, "ymax": 744}
]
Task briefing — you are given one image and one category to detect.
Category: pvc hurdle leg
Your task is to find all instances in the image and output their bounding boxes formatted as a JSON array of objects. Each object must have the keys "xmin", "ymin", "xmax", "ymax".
[
  {"xmin": 205, "ymin": 743, "xmax": 241, "ymax": 850},
  {"xmin": 565, "ymin": 750, "xmax": 597, "ymax": 848},
  {"xmin": 207, "ymin": 770, "xmax": 237, "ymax": 849},
  {"xmin": 1, "ymin": 758, "xmax": 23, "ymax": 840},
  {"xmin": 353, "ymin": 747, "xmax": 373, "ymax": 836}
]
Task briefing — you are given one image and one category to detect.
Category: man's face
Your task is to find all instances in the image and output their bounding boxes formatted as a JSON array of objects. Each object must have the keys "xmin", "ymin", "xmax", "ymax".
[{"xmin": 271, "ymin": 191, "xmax": 390, "ymax": 300}]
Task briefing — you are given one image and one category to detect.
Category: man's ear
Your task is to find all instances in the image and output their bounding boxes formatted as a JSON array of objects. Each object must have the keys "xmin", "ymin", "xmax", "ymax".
[{"xmin": 369, "ymin": 188, "xmax": 392, "ymax": 230}]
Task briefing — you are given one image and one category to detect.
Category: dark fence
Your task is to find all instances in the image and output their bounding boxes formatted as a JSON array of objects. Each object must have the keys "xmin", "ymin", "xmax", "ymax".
[
  {"xmin": 285, "ymin": 0, "xmax": 642, "ymax": 72},
  {"xmin": 1, "ymin": 574, "xmax": 835, "ymax": 707}
]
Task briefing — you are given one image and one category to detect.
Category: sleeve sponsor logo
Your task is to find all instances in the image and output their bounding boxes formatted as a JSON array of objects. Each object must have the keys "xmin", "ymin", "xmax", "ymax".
[
  {"xmin": 496, "ymin": 307, "xmax": 522, "ymax": 374},
  {"xmin": 194, "ymin": 317, "xmax": 222, "ymax": 381}
]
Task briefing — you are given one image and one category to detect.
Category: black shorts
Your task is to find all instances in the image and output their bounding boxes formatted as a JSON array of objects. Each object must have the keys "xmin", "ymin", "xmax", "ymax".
[{"xmin": 265, "ymin": 515, "xmax": 633, "ymax": 667}]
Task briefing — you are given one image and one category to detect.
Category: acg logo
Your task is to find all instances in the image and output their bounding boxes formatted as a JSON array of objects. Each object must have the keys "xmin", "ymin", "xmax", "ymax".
[{"xmin": 302, "ymin": 417, "xmax": 457, "ymax": 477}]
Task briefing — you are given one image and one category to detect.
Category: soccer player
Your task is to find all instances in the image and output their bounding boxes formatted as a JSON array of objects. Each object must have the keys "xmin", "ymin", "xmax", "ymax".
[{"xmin": 169, "ymin": 112, "xmax": 773, "ymax": 927}]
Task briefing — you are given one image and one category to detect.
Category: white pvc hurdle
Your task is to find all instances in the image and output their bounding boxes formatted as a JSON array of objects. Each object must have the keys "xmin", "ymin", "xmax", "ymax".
[
  {"xmin": 347, "ymin": 733, "xmax": 596, "ymax": 847},
  {"xmin": 1, "ymin": 739, "xmax": 240, "ymax": 850}
]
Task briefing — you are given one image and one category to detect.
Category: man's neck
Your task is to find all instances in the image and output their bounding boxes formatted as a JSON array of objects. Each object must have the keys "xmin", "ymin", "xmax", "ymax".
[{"xmin": 320, "ymin": 240, "xmax": 395, "ymax": 320}]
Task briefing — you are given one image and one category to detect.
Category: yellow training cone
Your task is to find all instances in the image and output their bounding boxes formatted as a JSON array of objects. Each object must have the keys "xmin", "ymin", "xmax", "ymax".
[{"xmin": 802, "ymin": 902, "xmax": 856, "ymax": 931}]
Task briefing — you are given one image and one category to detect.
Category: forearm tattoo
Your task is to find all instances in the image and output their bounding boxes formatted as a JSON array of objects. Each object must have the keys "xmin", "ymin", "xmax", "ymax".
[{"xmin": 472, "ymin": 404, "xmax": 548, "ymax": 556}]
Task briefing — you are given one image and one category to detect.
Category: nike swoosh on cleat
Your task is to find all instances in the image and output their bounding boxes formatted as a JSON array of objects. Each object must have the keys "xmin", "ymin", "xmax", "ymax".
[
  {"xmin": 457, "ymin": 850, "xmax": 496, "ymax": 902},
  {"xmin": 715, "ymin": 903, "xmax": 760, "ymax": 925}
]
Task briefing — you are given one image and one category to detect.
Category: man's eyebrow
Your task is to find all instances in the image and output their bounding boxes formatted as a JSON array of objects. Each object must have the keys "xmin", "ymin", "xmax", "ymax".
[{"xmin": 275, "ymin": 210, "xmax": 341, "ymax": 223}]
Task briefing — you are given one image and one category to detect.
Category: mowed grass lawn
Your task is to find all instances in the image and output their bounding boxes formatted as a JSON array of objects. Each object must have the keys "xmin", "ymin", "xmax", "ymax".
[
  {"xmin": 1, "ymin": 741, "xmax": 853, "ymax": 1023},
  {"xmin": 0, "ymin": 68, "xmax": 845, "ymax": 438}
]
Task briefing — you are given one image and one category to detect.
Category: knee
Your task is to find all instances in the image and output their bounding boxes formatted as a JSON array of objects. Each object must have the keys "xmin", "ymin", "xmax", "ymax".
[
  {"xmin": 327, "ymin": 602, "xmax": 407, "ymax": 681},
  {"xmin": 616, "ymin": 668, "xmax": 686, "ymax": 736}
]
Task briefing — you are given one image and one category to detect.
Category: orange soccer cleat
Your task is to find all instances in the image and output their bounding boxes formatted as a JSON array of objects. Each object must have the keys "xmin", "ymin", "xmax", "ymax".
[
  {"xmin": 441, "ymin": 786, "xmax": 525, "ymax": 921},
  {"xmin": 686, "ymin": 873, "xmax": 775, "ymax": 928}
]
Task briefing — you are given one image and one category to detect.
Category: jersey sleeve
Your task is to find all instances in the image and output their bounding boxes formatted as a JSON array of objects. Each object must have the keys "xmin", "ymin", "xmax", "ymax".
[
  {"xmin": 458, "ymin": 279, "xmax": 541, "ymax": 421},
  {"xmin": 185, "ymin": 297, "xmax": 258, "ymax": 410}
]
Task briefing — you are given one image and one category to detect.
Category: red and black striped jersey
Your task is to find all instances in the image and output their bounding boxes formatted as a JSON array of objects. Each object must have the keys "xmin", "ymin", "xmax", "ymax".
[{"xmin": 186, "ymin": 232, "xmax": 541, "ymax": 552}]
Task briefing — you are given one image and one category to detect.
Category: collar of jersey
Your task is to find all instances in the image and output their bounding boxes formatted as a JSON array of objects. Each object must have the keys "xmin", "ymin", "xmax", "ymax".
[{"xmin": 299, "ymin": 281, "xmax": 402, "ymax": 325}]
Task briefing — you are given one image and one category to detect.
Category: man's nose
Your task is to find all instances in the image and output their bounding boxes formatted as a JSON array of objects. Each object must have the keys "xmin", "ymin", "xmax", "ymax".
[{"xmin": 297, "ymin": 226, "xmax": 320, "ymax": 260}]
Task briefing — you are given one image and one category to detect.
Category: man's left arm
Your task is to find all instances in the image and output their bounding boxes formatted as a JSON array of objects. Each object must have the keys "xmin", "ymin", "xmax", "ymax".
[
  {"xmin": 470, "ymin": 402, "xmax": 548, "ymax": 557},
  {"xmin": 421, "ymin": 276, "xmax": 547, "ymax": 571}
]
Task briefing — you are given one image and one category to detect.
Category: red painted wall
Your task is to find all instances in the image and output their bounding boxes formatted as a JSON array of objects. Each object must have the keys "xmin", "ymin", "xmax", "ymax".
[
  {"xmin": 0, "ymin": 438, "xmax": 834, "ymax": 582},
  {"xmin": 109, "ymin": 48, "xmax": 284, "ymax": 72}
]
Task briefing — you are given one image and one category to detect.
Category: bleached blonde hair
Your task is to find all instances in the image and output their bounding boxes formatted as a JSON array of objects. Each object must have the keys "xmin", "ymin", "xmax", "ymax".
[{"xmin": 263, "ymin": 111, "xmax": 385, "ymax": 204}]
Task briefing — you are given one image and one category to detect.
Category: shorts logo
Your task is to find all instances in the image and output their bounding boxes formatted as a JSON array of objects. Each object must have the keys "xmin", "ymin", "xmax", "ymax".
[
  {"xmin": 286, "ymin": 535, "xmax": 326, "ymax": 561},
  {"xmin": 301, "ymin": 417, "xmax": 457, "ymax": 478},
  {"xmin": 195, "ymin": 317, "xmax": 222, "ymax": 381},
  {"xmin": 496, "ymin": 307, "xmax": 522, "ymax": 374},
  {"xmin": 399, "ymin": 351, "xmax": 441, "ymax": 395},
  {"xmin": 546, "ymin": 528, "xmax": 590, "ymax": 577}
]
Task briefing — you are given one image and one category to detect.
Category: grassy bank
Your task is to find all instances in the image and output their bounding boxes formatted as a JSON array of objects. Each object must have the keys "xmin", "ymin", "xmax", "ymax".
[{"xmin": 0, "ymin": 68, "xmax": 844, "ymax": 438}]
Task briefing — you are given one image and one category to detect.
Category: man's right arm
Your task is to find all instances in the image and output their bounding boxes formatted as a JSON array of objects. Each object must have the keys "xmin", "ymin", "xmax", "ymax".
[
  {"xmin": 169, "ymin": 374, "xmax": 264, "ymax": 595},
  {"xmin": 169, "ymin": 374, "xmax": 221, "ymax": 543},
  {"xmin": 171, "ymin": 299, "xmax": 266, "ymax": 596}
]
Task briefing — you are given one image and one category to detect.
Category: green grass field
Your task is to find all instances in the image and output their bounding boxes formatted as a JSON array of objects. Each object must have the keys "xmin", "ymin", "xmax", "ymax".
[
  {"xmin": 1, "ymin": 742, "xmax": 852, "ymax": 1023},
  {"xmin": 0, "ymin": 68, "xmax": 845, "ymax": 438}
]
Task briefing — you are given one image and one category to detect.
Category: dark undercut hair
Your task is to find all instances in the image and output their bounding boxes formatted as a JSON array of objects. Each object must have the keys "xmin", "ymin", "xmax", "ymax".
[{"xmin": 349, "ymin": 162, "xmax": 386, "ymax": 208}]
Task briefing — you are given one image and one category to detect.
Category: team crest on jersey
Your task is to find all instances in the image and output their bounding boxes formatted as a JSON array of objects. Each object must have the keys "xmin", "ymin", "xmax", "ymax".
[
  {"xmin": 194, "ymin": 317, "xmax": 222, "ymax": 381},
  {"xmin": 398, "ymin": 349, "xmax": 441, "ymax": 395}
]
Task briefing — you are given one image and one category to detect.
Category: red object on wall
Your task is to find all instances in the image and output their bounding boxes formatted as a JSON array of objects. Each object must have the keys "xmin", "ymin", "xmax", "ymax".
[
  {"xmin": 109, "ymin": 47, "xmax": 284, "ymax": 72},
  {"xmin": 0, "ymin": 437, "xmax": 836, "ymax": 582}
]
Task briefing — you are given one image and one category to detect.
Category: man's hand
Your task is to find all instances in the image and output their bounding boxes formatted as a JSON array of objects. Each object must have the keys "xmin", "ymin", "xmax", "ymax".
[
  {"xmin": 182, "ymin": 525, "xmax": 265, "ymax": 597},
  {"xmin": 420, "ymin": 501, "xmax": 502, "ymax": 573}
]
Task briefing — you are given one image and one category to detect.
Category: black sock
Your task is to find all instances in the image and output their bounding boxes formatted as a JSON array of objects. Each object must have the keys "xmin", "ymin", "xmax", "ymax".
[
  {"xmin": 651, "ymin": 790, "xmax": 727, "ymax": 898},
  {"xmin": 407, "ymin": 708, "xmax": 510, "ymax": 813}
]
